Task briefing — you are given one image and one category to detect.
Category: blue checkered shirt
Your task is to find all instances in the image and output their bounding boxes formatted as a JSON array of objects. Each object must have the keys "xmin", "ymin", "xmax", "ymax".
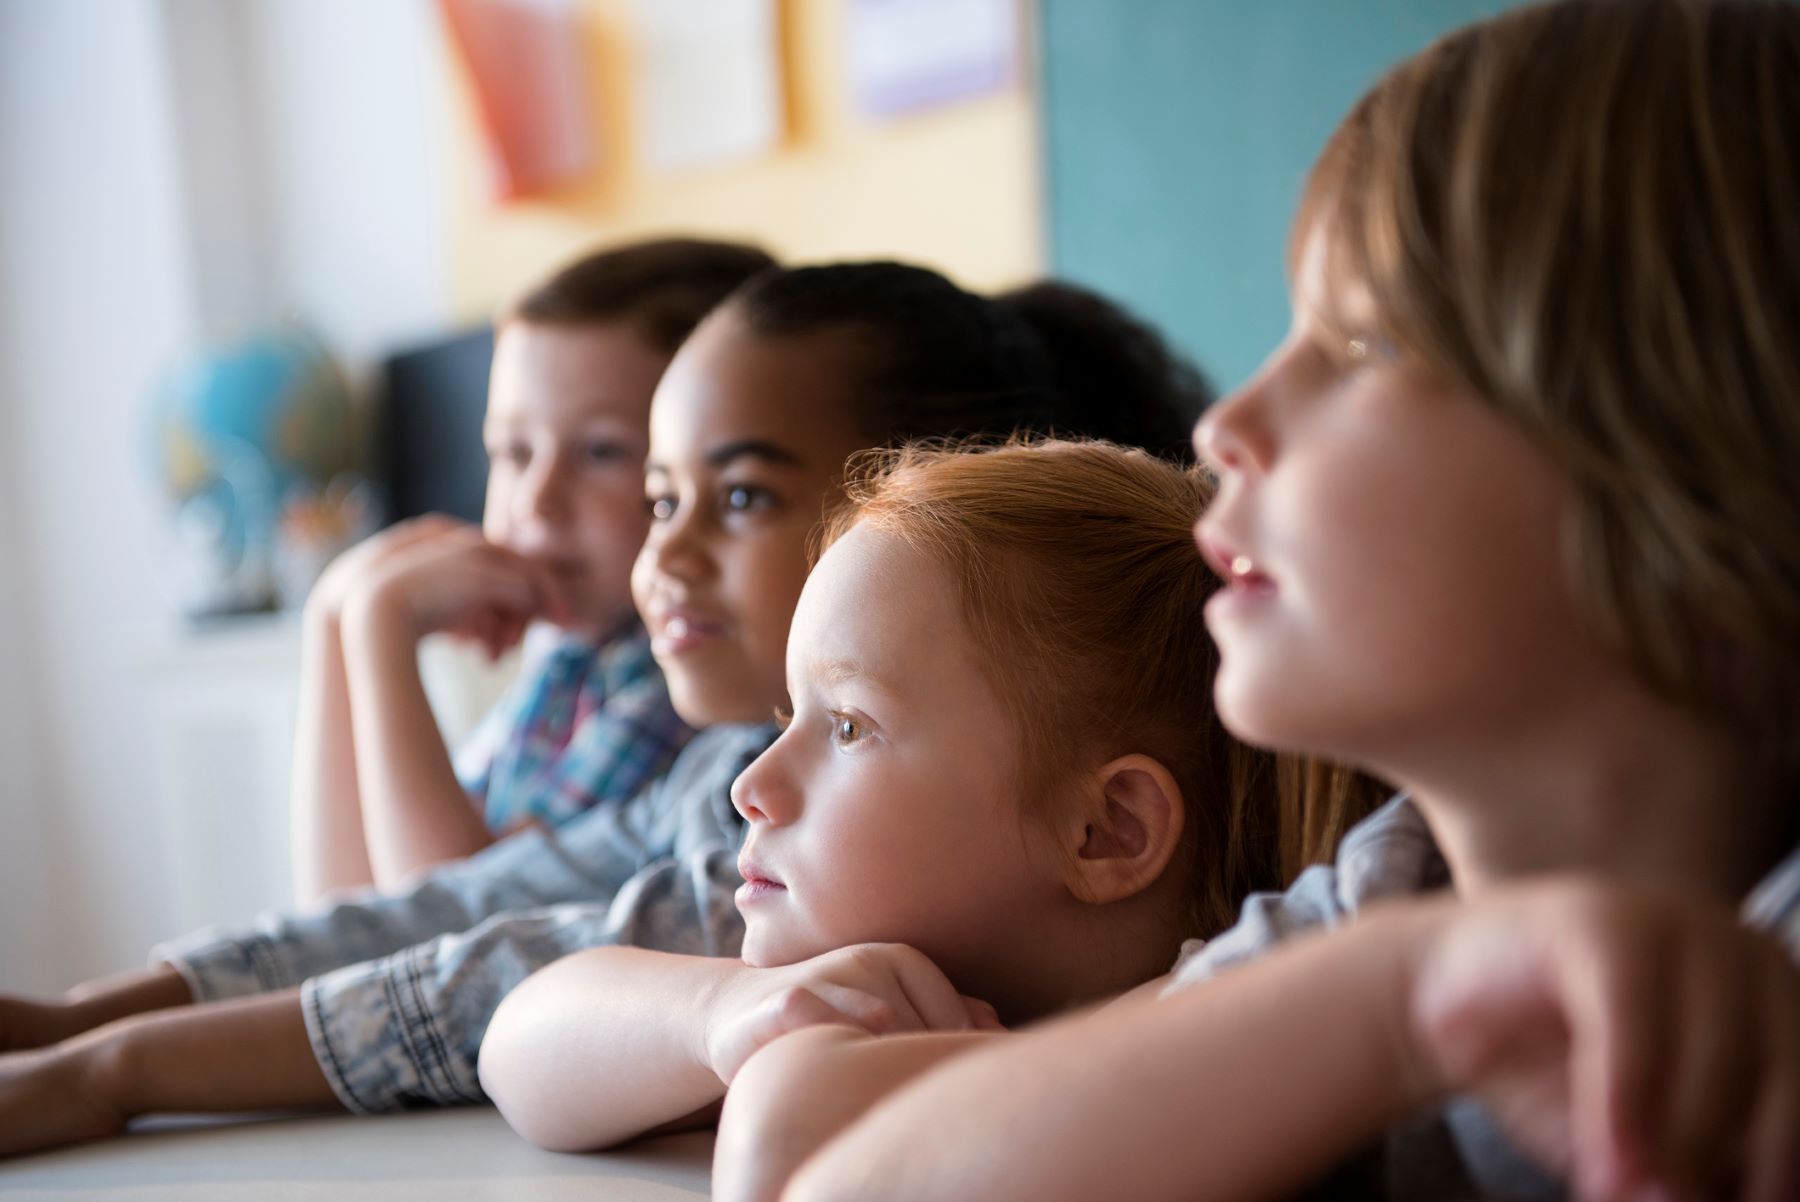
[{"xmin": 454, "ymin": 623, "xmax": 690, "ymax": 834}]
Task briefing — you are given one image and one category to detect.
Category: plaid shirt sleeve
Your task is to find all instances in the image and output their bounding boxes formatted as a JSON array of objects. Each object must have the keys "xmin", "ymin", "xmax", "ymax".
[{"xmin": 515, "ymin": 630, "xmax": 692, "ymax": 830}]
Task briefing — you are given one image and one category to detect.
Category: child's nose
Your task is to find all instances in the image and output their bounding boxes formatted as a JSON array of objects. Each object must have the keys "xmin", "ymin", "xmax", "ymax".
[
  {"xmin": 516, "ymin": 455, "xmax": 573, "ymax": 526},
  {"xmin": 730, "ymin": 744, "xmax": 799, "ymax": 826},
  {"xmin": 643, "ymin": 508, "xmax": 711, "ymax": 584},
  {"xmin": 1195, "ymin": 374, "xmax": 1277, "ymax": 475}
]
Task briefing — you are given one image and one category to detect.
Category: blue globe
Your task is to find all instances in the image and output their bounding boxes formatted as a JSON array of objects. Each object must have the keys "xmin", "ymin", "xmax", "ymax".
[{"xmin": 152, "ymin": 327, "xmax": 357, "ymax": 616}]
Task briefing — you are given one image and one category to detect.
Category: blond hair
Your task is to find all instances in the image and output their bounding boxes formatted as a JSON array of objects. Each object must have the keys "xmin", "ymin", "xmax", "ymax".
[
  {"xmin": 822, "ymin": 439, "xmax": 1384, "ymax": 939},
  {"xmin": 1298, "ymin": 0, "xmax": 1800, "ymax": 765}
]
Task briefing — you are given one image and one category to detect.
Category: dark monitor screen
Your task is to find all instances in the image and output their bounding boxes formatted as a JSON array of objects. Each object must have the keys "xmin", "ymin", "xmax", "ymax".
[{"xmin": 378, "ymin": 326, "xmax": 494, "ymax": 525}]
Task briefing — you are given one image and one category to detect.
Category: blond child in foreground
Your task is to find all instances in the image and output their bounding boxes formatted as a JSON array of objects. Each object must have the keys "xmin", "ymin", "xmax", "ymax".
[{"xmin": 728, "ymin": 4, "xmax": 1800, "ymax": 1200}]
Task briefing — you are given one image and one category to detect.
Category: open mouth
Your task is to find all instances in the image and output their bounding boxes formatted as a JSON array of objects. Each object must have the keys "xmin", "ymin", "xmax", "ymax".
[{"xmin": 1197, "ymin": 531, "xmax": 1276, "ymax": 594}]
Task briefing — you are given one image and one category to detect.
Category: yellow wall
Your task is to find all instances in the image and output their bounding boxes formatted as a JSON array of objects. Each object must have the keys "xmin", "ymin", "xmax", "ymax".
[{"xmin": 445, "ymin": 0, "xmax": 1044, "ymax": 318}]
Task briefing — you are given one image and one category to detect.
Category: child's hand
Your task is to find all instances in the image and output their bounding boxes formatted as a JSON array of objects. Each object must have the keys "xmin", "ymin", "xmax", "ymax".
[
  {"xmin": 304, "ymin": 514, "xmax": 465, "ymax": 624},
  {"xmin": 345, "ymin": 526, "xmax": 574, "ymax": 652},
  {"xmin": 1407, "ymin": 879, "xmax": 1800, "ymax": 1202},
  {"xmin": 0, "ymin": 1041, "xmax": 128, "ymax": 1159},
  {"xmin": 705, "ymin": 944, "xmax": 1001, "ymax": 1085}
]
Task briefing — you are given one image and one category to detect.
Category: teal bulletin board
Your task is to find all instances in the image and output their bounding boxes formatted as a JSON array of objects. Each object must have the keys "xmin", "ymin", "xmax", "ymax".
[{"xmin": 1038, "ymin": 0, "xmax": 1522, "ymax": 392}]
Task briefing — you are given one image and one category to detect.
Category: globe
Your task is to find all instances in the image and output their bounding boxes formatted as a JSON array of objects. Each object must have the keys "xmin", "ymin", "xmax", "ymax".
[{"xmin": 152, "ymin": 327, "xmax": 359, "ymax": 618}]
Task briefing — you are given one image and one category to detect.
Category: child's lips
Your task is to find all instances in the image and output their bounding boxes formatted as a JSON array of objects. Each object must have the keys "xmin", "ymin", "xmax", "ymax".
[
  {"xmin": 650, "ymin": 608, "xmax": 729, "ymax": 655},
  {"xmin": 1195, "ymin": 529, "xmax": 1277, "ymax": 593},
  {"xmin": 735, "ymin": 857, "xmax": 787, "ymax": 907}
]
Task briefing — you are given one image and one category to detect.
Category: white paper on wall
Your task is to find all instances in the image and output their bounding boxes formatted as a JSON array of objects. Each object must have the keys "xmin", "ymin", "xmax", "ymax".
[
  {"xmin": 630, "ymin": 0, "xmax": 783, "ymax": 171},
  {"xmin": 847, "ymin": 0, "xmax": 1017, "ymax": 118}
]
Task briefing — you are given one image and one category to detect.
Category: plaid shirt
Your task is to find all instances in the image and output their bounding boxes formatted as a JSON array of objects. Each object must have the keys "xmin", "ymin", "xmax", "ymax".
[{"xmin": 455, "ymin": 623, "xmax": 690, "ymax": 834}]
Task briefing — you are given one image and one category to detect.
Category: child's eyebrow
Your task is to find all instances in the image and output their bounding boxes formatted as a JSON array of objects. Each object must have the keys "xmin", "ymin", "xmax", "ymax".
[
  {"xmin": 813, "ymin": 658, "xmax": 898, "ymax": 695},
  {"xmin": 704, "ymin": 439, "xmax": 805, "ymax": 469}
]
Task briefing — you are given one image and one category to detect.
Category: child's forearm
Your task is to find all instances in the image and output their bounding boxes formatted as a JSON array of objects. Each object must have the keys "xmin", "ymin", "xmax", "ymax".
[
  {"xmin": 716, "ymin": 1027, "xmax": 1000, "ymax": 1202},
  {"xmin": 0, "ymin": 966, "xmax": 194, "ymax": 1056},
  {"xmin": 479, "ymin": 948, "xmax": 741, "ymax": 1151},
  {"xmin": 102, "ymin": 988, "xmax": 339, "ymax": 1115},
  {"xmin": 339, "ymin": 592, "xmax": 495, "ymax": 887},
  {"xmin": 788, "ymin": 907, "xmax": 1448, "ymax": 1202},
  {"xmin": 64, "ymin": 964, "xmax": 194, "ymax": 1027},
  {"xmin": 290, "ymin": 606, "xmax": 376, "ymax": 903},
  {"xmin": 0, "ymin": 988, "xmax": 339, "ymax": 1159}
]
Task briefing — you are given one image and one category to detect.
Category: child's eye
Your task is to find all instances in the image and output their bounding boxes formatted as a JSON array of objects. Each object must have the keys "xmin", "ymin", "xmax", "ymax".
[
  {"xmin": 646, "ymin": 494, "xmax": 676, "ymax": 521},
  {"xmin": 723, "ymin": 483, "xmax": 777, "ymax": 514},
  {"xmin": 487, "ymin": 442, "xmax": 530, "ymax": 468},
  {"xmin": 829, "ymin": 712, "xmax": 866, "ymax": 747},
  {"xmin": 772, "ymin": 705, "xmax": 794, "ymax": 732},
  {"xmin": 586, "ymin": 440, "xmax": 627, "ymax": 465}
]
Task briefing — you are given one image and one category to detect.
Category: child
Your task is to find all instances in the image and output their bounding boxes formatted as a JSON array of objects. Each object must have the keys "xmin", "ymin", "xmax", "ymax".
[
  {"xmin": 476, "ymin": 440, "xmax": 1382, "ymax": 1154},
  {"xmin": 293, "ymin": 237, "xmax": 775, "ymax": 901},
  {"xmin": 0, "ymin": 261, "xmax": 1225, "ymax": 1156},
  {"xmin": 752, "ymin": 4, "xmax": 1800, "ymax": 1200}
]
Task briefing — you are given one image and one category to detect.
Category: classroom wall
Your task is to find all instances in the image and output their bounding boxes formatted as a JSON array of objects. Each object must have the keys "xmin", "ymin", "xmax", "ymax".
[
  {"xmin": 445, "ymin": 0, "xmax": 1043, "ymax": 316},
  {"xmin": 1039, "ymin": 0, "xmax": 1521, "ymax": 392},
  {"xmin": 0, "ymin": 0, "xmax": 454, "ymax": 988},
  {"xmin": 0, "ymin": 0, "xmax": 196, "ymax": 991}
]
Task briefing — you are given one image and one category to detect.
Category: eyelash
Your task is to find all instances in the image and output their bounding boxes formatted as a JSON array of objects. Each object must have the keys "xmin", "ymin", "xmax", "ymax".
[
  {"xmin": 643, "ymin": 483, "xmax": 780, "ymax": 523},
  {"xmin": 724, "ymin": 483, "xmax": 776, "ymax": 513},
  {"xmin": 586, "ymin": 441, "xmax": 626, "ymax": 464},
  {"xmin": 828, "ymin": 711, "xmax": 867, "ymax": 747},
  {"xmin": 773, "ymin": 705, "xmax": 793, "ymax": 731},
  {"xmin": 487, "ymin": 442, "xmax": 627, "ymax": 469}
]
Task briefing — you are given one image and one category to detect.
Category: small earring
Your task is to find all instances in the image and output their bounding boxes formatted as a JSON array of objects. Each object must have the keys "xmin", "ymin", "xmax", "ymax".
[{"xmin": 1230, "ymin": 555, "xmax": 1255, "ymax": 578}]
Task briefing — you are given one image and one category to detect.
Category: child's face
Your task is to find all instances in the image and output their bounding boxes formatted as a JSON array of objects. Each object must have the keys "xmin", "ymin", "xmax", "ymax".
[
  {"xmin": 630, "ymin": 310, "xmax": 873, "ymax": 728},
  {"xmin": 482, "ymin": 320, "xmax": 667, "ymax": 635},
  {"xmin": 1194, "ymin": 227, "xmax": 1595, "ymax": 772},
  {"xmin": 730, "ymin": 522, "xmax": 1062, "ymax": 979}
]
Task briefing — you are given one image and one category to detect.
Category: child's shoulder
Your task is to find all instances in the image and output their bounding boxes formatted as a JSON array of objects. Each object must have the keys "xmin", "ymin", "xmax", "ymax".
[{"xmin": 1166, "ymin": 794, "xmax": 1438, "ymax": 990}]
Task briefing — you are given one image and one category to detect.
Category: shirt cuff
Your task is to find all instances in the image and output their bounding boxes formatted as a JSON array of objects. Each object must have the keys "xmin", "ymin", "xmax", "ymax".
[
  {"xmin": 149, "ymin": 929, "xmax": 295, "ymax": 1002},
  {"xmin": 300, "ymin": 946, "xmax": 484, "ymax": 1115}
]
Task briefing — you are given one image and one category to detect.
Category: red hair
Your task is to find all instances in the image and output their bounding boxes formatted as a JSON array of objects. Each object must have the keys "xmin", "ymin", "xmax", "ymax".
[{"xmin": 824, "ymin": 439, "xmax": 1383, "ymax": 937}]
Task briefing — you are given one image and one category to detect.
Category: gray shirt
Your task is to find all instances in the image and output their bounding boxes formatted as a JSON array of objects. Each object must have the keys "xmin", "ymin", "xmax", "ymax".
[
  {"xmin": 1165, "ymin": 795, "xmax": 1800, "ymax": 1201},
  {"xmin": 153, "ymin": 722, "xmax": 775, "ymax": 1114}
]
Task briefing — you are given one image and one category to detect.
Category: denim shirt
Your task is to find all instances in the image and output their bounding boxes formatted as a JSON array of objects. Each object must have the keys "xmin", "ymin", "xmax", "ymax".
[
  {"xmin": 1166, "ymin": 795, "xmax": 1800, "ymax": 1202},
  {"xmin": 153, "ymin": 722, "xmax": 776, "ymax": 1114}
]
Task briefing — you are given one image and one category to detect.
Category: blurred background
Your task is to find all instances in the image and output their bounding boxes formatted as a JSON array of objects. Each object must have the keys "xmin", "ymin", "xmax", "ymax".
[{"xmin": 0, "ymin": 0, "xmax": 1513, "ymax": 992}]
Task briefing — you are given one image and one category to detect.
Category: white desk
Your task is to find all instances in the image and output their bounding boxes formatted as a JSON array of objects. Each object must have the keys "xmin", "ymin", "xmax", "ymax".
[{"xmin": 0, "ymin": 1106, "xmax": 712, "ymax": 1200}]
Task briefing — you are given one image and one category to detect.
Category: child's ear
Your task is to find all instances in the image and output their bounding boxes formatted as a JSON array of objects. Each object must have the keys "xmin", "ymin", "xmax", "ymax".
[{"xmin": 1062, "ymin": 754, "xmax": 1185, "ymax": 906}]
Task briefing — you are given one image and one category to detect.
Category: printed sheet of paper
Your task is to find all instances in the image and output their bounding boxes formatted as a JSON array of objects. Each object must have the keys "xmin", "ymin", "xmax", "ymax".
[
  {"xmin": 631, "ymin": 0, "xmax": 783, "ymax": 171},
  {"xmin": 847, "ymin": 0, "xmax": 1018, "ymax": 118}
]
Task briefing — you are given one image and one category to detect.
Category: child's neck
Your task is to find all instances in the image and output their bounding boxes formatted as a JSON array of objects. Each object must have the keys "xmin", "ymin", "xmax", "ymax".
[
  {"xmin": 1393, "ymin": 676, "xmax": 1789, "ymax": 904},
  {"xmin": 941, "ymin": 891, "xmax": 1190, "ymax": 1025}
]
